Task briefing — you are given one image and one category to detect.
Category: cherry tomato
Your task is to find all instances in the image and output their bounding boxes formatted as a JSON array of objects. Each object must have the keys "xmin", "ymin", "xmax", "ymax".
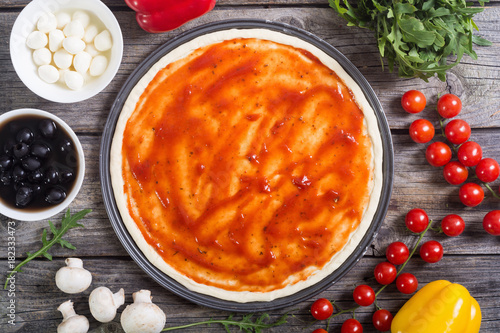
[
  {"xmin": 409, "ymin": 119, "xmax": 434, "ymax": 143},
  {"xmin": 483, "ymin": 210, "xmax": 500, "ymax": 236},
  {"xmin": 401, "ymin": 90, "xmax": 426, "ymax": 114},
  {"xmin": 437, "ymin": 93, "xmax": 462, "ymax": 118},
  {"xmin": 459, "ymin": 183, "xmax": 484, "ymax": 207},
  {"xmin": 419, "ymin": 240, "xmax": 444, "ymax": 263},
  {"xmin": 310, "ymin": 298, "xmax": 334, "ymax": 320},
  {"xmin": 444, "ymin": 119, "xmax": 471, "ymax": 145},
  {"xmin": 396, "ymin": 273, "xmax": 418, "ymax": 294},
  {"xmin": 372, "ymin": 309, "xmax": 393, "ymax": 332},
  {"xmin": 426, "ymin": 142, "xmax": 452, "ymax": 167},
  {"xmin": 312, "ymin": 329, "xmax": 328, "ymax": 333},
  {"xmin": 374, "ymin": 262, "xmax": 397, "ymax": 285},
  {"xmin": 405, "ymin": 208, "xmax": 429, "ymax": 233},
  {"xmin": 441, "ymin": 214, "xmax": 465, "ymax": 237},
  {"xmin": 443, "ymin": 161, "xmax": 468, "ymax": 185},
  {"xmin": 386, "ymin": 241, "xmax": 409, "ymax": 265},
  {"xmin": 341, "ymin": 318, "xmax": 363, "ymax": 333},
  {"xmin": 353, "ymin": 284, "xmax": 375, "ymax": 306},
  {"xmin": 457, "ymin": 141, "xmax": 482, "ymax": 167},
  {"xmin": 475, "ymin": 158, "xmax": 500, "ymax": 183}
]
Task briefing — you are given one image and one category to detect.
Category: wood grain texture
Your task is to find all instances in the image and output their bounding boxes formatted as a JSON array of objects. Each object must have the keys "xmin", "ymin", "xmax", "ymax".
[{"xmin": 1, "ymin": 1, "xmax": 500, "ymax": 333}]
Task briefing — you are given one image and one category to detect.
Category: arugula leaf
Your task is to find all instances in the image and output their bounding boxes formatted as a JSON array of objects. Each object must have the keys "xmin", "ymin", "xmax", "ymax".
[
  {"xmin": 329, "ymin": 0, "xmax": 491, "ymax": 81},
  {"xmin": 4, "ymin": 209, "xmax": 91, "ymax": 289}
]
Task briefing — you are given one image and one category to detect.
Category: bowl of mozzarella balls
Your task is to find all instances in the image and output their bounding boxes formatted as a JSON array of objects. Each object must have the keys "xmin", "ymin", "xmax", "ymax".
[{"xmin": 10, "ymin": 0, "xmax": 123, "ymax": 103}]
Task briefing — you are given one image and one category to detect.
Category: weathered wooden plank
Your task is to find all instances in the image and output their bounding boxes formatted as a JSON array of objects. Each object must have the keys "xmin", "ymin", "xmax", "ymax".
[
  {"xmin": 1, "ymin": 129, "xmax": 499, "ymax": 260},
  {"xmin": 1, "ymin": 256, "xmax": 499, "ymax": 332},
  {"xmin": 1, "ymin": 7, "xmax": 500, "ymax": 131}
]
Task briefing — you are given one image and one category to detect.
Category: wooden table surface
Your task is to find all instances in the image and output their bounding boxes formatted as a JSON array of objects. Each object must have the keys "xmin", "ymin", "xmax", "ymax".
[{"xmin": 1, "ymin": 1, "xmax": 500, "ymax": 332}]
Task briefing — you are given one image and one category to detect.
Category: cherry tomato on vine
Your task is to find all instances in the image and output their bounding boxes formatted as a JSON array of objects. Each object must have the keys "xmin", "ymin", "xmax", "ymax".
[
  {"xmin": 459, "ymin": 183, "xmax": 484, "ymax": 207},
  {"xmin": 341, "ymin": 318, "xmax": 363, "ymax": 333},
  {"xmin": 386, "ymin": 241, "xmax": 409, "ymax": 265},
  {"xmin": 443, "ymin": 161, "xmax": 469, "ymax": 185},
  {"xmin": 396, "ymin": 273, "xmax": 418, "ymax": 294},
  {"xmin": 475, "ymin": 158, "xmax": 500, "ymax": 183},
  {"xmin": 312, "ymin": 329, "xmax": 328, "ymax": 333},
  {"xmin": 405, "ymin": 208, "xmax": 429, "ymax": 233},
  {"xmin": 444, "ymin": 119, "xmax": 471, "ymax": 145},
  {"xmin": 420, "ymin": 240, "xmax": 444, "ymax": 263},
  {"xmin": 310, "ymin": 298, "xmax": 334, "ymax": 320},
  {"xmin": 437, "ymin": 93, "xmax": 462, "ymax": 118},
  {"xmin": 372, "ymin": 309, "xmax": 393, "ymax": 332},
  {"xmin": 426, "ymin": 142, "xmax": 452, "ymax": 167},
  {"xmin": 441, "ymin": 214, "xmax": 465, "ymax": 237},
  {"xmin": 483, "ymin": 210, "xmax": 500, "ymax": 236},
  {"xmin": 457, "ymin": 141, "xmax": 482, "ymax": 167},
  {"xmin": 374, "ymin": 262, "xmax": 397, "ymax": 285},
  {"xmin": 409, "ymin": 119, "xmax": 434, "ymax": 143},
  {"xmin": 401, "ymin": 90, "xmax": 426, "ymax": 114},
  {"xmin": 353, "ymin": 285, "xmax": 375, "ymax": 306}
]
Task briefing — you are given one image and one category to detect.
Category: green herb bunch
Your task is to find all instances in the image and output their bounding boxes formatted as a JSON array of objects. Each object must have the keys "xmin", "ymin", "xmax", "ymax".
[{"xmin": 329, "ymin": 0, "xmax": 491, "ymax": 81}]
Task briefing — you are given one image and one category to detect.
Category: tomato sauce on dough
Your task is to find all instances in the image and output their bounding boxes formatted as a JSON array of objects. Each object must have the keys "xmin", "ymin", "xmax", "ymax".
[{"xmin": 121, "ymin": 38, "xmax": 373, "ymax": 292}]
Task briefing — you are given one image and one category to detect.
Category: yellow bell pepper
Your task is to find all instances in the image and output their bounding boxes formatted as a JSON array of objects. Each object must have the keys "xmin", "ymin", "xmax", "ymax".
[{"xmin": 391, "ymin": 280, "xmax": 481, "ymax": 333}]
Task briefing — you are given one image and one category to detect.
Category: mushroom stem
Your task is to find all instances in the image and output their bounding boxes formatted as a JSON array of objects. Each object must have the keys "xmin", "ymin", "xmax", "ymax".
[
  {"xmin": 133, "ymin": 289, "xmax": 153, "ymax": 303},
  {"xmin": 65, "ymin": 257, "xmax": 84, "ymax": 268},
  {"xmin": 57, "ymin": 300, "xmax": 77, "ymax": 319},
  {"xmin": 113, "ymin": 288, "xmax": 125, "ymax": 307}
]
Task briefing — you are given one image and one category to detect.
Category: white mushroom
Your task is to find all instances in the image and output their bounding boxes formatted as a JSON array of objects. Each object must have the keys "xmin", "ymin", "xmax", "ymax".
[
  {"xmin": 89, "ymin": 287, "xmax": 125, "ymax": 323},
  {"xmin": 120, "ymin": 290, "xmax": 166, "ymax": 333},
  {"xmin": 55, "ymin": 258, "xmax": 92, "ymax": 294},
  {"xmin": 57, "ymin": 300, "xmax": 89, "ymax": 333}
]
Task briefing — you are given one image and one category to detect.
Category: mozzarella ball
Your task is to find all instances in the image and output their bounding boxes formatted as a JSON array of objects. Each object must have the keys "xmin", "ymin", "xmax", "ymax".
[
  {"xmin": 63, "ymin": 36, "xmax": 86, "ymax": 55},
  {"xmin": 64, "ymin": 70, "xmax": 84, "ymax": 90},
  {"xmin": 38, "ymin": 65, "xmax": 60, "ymax": 83},
  {"xmin": 48, "ymin": 29, "xmax": 65, "ymax": 52},
  {"xmin": 55, "ymin": 11, "xmax": 71, "ymax": 29},
  {"xmin": 83, "ymin": 25, "xmax": 99, "ymax": 44},
  {"xmin": 84, "ymin": 43, "xmax": 100, "ymax": 57},
  {"xmin": 32, "ymin": 47, "xmax": 52, "ymax": 66},
  {"xmin": 94, "ymin": 30, "xmax": 112, "ymax": 52},
  {"xmin": 53, "ymin": 49, "xmax": 73, "ymax": 70},
  {"xmin": 26, "ymin": 31, "xmax": 48, "ymax": 49},
  {"xmin": 74, "ymin": 51, "xmax": 92, "ymax": 74},
  {"xmin": 89, "ymin": 55, "xmax": 108, "ymax": 76},
  {"xmin": 63, "ymin": 20, "xmax": 85, "ymax": 38},
  {"xmin": 37, "ymin": 12, "xmax": 57, "ymax": 33},
  {"xmin": 58, "ymin": 68, "xmax": 69, "ymax": 84},
  {"xmin": 72, "ymin": 11, "xmax": 90, "ymax": 29}
]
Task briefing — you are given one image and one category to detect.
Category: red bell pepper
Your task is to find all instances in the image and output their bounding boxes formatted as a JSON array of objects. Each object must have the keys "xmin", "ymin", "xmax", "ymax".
[{"xmin": 124, "ymin": 0, "xmax": 216, "ymax": 33}]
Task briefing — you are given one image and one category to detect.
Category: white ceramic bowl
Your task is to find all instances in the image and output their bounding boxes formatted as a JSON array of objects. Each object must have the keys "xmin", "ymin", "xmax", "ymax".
[
  {"xmin": 10, "ymin": 0, "xmax": 123, "ymax": 103},
  {"xmin": 0, "ymin": 109, "xmax": 85, "ymax": 221}
]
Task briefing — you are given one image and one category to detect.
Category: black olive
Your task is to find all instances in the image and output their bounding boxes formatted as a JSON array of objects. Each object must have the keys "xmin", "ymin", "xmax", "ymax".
[
  {"xmin": 0, "ymin": 171, "xmax": 12, "ymax": 186},
  {"xmin": 21, "ymin": 156, "xmax": 41, "ymax": 171},
  {"xmin": 15, "ymin": 186, "xmax": 33, "ymax": 207},
  {"xmin": 59, "ymin": 169, "xmax": 75, "ymax": 183},
  {"xmin": 44, "ymin": 166, "xmax": 59, "ymax": 185},
  {"xmin": 59, "ymin": 138, "xmax": 73, "ymax": 154},
  {"xmin": 45, "ymin": 186, "xmax": 66, "ymax": 204},
  {"xmin": 3, "ymin": 138, "xmax": 16, "ymax": 156},
  {"xmin": 28, "ymin": 169, "xmax": 44, "ymax": 183},
  {"xmin": 0, "ymin": 155, "xmax": 13, "ymax": 171},
  {"xmin": 30, "ymin": 142, "xmax": 51, "ymax": 159},
  {"xmin": 12, "ymin": 164, "xmax": 27, "ymax": 183},
  {"xmin": 16, "ymin": 128, "xmax": 34, "ymax": 144},
  {"xmin": 13, "ymin": 142, "xmax": 29, "ymax": 159},
  {"xmin": 38, "ymin": 119, "xmax": 57, "ymax": 138},
  {"xmin": 31, "ymin": 183, "xmax": 42, "ymax": 196}
]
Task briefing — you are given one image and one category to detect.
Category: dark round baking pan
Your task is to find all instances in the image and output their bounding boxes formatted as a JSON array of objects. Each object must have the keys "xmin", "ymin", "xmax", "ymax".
[{"xmin": 99, "ymin": 19, "xmax": 394, "ymax": 312}]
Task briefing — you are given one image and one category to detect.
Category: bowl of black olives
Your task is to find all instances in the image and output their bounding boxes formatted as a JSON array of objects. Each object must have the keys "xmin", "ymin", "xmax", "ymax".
[{"xmin": 0, "ymin": 108, "xmax": 85, "ymax": 221}]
